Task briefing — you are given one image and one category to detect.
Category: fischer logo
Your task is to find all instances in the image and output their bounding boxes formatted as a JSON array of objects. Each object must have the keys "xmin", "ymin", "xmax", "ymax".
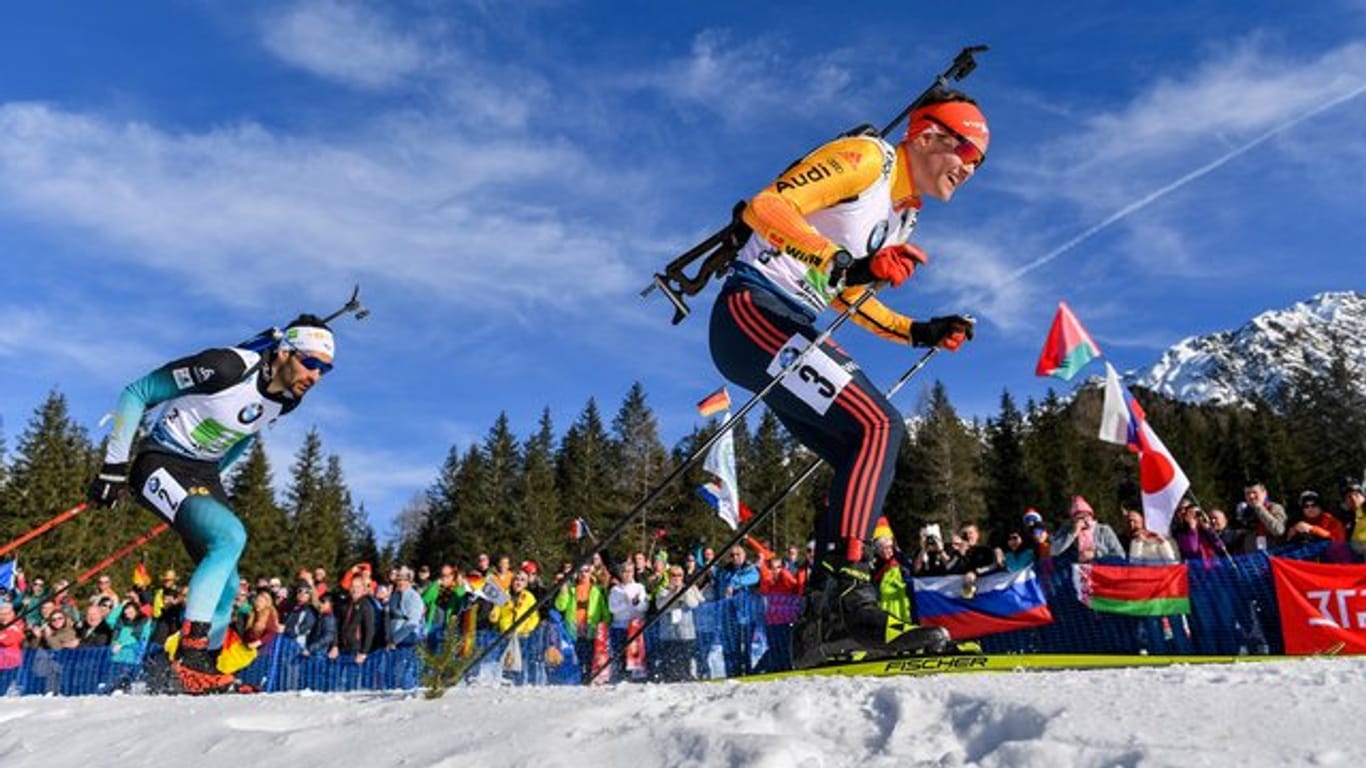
[
  {"xmin": 1305, "ymin": 589, "xmax": 1366, "ymax": 629},
  {"xmin": 882, "ymin": 656, "xmax": 989, "ymax": 672}
]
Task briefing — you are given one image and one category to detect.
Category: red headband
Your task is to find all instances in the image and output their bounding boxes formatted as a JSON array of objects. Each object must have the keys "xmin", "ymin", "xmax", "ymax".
[{"xmin": 907, "ymin": 100, "xmax": 990, "ymax": 156}]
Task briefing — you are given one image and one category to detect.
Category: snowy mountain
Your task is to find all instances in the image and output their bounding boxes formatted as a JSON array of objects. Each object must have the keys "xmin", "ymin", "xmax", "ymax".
[{"xmin": 1128, "ymin": 291, "xmax": 1366, "ymax": 407}]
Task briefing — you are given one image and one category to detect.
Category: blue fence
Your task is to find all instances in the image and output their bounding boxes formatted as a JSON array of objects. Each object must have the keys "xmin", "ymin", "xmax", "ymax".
[{"xmin": 0, "ymin": 543, "xmax": 1348, "ymax": 696}]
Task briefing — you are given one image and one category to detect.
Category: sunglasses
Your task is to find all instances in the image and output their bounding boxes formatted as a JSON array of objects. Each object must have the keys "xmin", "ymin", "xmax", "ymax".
[
  {"xmin": 280, "ymin": 337, "xmax": 334, "ymax": 374},
  {"xmin": 923, "ymin": 116, "xmax": 986, "ymax": 169}
]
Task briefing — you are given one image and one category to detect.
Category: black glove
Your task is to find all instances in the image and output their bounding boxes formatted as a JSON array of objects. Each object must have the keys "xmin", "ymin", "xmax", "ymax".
[
  {"xmin": 911, "ymin": 315, "xmax": 975, "ymax": 351},
  {"xmin": 87, "ymin": 461, "xmax": 130, "ymax": 507}
]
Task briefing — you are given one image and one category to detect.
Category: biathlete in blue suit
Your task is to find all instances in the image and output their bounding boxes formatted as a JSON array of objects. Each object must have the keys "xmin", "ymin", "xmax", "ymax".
[{"xmin": 87, "ymin": 316, "xmax": 336, "ymax": 693}]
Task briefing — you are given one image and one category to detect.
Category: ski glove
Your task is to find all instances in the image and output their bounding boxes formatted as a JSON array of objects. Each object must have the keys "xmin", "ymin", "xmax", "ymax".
[
  {"xmin": 87, "ymin": 461, "xmax": 129, "ymax": 508},
  {"xmin": 832, "ymin": 243, "xmax": 929, "ymax": 288},
  {"xmin": 911, "ymin": 315, "xmax": 975, "ymax": 351},
  {"xmin": 866, "ymin": 243, "xmax": 928, "ymax": 287}
]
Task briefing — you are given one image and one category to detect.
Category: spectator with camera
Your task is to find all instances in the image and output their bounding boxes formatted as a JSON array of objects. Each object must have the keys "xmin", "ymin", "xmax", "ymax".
[
  {"xmin": 912, "ymin": 525, "xmax": 954, "ymax": 576},
  {"xmin": 553, "ymin": 563, "xmax": 611, "ymax": 684},
  {"xmin": 607, "ymin": 561, "xmax": 649, "ymax": 680},
  {"xmin": 1234, "ymin": 481, "xmax": 1287, "ymax": 552},
  {"xmin": 1053, "ymin": 496, "xmax": 1124, "ymax": 563}
]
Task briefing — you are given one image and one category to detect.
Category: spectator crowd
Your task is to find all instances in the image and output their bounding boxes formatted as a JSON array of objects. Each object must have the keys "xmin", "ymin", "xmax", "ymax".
[{"xmin": 2, "ymin": 477, "xmax": 1364, "ymax": 694}]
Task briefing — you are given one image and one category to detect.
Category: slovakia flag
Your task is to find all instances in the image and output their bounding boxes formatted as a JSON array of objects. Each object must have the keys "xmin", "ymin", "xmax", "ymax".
[
  {"xmin": 913, "ymin": 567, "xmax": 1054, "ymax": 640},
  {"xmin": 1098, "ymin": 362, "xmax": 1190, "ymax": 536}
]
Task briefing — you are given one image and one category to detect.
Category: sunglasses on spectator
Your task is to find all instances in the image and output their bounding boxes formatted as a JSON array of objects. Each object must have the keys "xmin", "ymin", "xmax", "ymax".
[{"xmin": 923, "ymin": 115, "xmax": 985, "ymax": 169}]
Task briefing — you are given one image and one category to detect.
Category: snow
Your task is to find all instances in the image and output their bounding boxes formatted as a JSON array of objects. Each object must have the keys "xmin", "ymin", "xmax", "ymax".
[
  {"xmin": 3, "ymin": 657, "xmax": 1364, "ymax": 767},
  {"xmin": 1132, "ymin": 290, "xmax": 1366, "ymax": 408}
]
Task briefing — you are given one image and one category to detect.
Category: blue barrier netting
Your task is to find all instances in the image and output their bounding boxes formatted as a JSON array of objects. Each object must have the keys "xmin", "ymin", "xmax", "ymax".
[{"xmin": 0, "ymin": 542, "xmax": 1343, "ymax": 696}]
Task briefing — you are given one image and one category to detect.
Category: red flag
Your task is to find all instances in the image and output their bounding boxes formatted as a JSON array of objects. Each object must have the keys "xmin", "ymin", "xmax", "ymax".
[
  {"xmin": 1035, "ymin": 301, "xmax": 1101, "ymax": 381},
  {"xmin": 1272, "ymin": 557, "xmax": 1366, "ymax": 654}
]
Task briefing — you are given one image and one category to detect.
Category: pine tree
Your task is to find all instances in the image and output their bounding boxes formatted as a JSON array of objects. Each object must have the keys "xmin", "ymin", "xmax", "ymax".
[
  {"xmin": 520, "ymin": 408, "xmax": 563, "ymax": 569},
  {"xmin": 480, "ymin": 413, "xmax": 523, "ymax": 559},
  {"xmin": 1022, "ymin": 390, "xmax": 1079, "ymax": 525},
  {"xmin": 417, "ymin": 446, "xmax": 463, "ymax": 568},
  {"xmin": 1284, "ymin": 341, "xmax": 1366, "ymax": 498},
  {"xmin": 557, "ymin": 398, "xmax": 615, "ymax": 557},
  {"xmin": 746, "ymin": 408, "xmax": 807, "ymax": 550},
  {"xmin": 389, "ymin": 492, "xmax": 431, "ymax": 569},
  {"xmin": 904, "ymin": 381, "xmax": 984, "ymax": 533},
  {"xmin": 228, "ymin": 439, "xmax": 291, "ymax": 580},
  {"xmin": 982, "ymin": 391, "xmax": 1032, "ymax": 544},
  {"xmin": 284, "ymin": 430, "xmax": 339, "ymax": 575},
  {"xmin": 0, "ymin": 391, "xmax": 99, "ymax": 576},
  {"xmin": 610, "ymin": 383, "xmax": 670, "ymax": 555}
]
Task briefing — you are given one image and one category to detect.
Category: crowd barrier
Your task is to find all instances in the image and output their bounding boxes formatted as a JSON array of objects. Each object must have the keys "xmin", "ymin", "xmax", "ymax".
[{"xmin": 0, "ymin": 541, "xmax": 1347, "ymax": 696}]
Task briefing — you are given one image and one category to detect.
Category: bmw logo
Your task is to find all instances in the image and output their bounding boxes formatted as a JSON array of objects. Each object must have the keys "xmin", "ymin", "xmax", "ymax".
[
  {"xmin": 779, "ymin": 348, "xmax": 799, "ymax": 368},
  {"xmin": 866, "ymin": 221, "xmax": 889, "ymax": 255},
  {"xmin": 148, "ymin": 477, "xmax": 161, "ymax": 493},
  {"xmin": 238, "ymin": 403, "xmax": 264, "ymax": 424}
]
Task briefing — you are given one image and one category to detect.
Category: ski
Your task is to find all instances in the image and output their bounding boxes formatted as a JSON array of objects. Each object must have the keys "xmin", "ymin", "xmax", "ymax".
[{"xmin": 739, "ymin": 653, "xmax": 1283, "ymax": 683}]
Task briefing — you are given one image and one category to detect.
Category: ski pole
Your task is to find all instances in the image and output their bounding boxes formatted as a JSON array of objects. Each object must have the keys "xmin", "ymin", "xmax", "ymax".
[
  {"xmin": 0, "ymin": 522, "xmax": 169, "ymax": 634},
  {"xmin": 0, "ymin": 502, "xmax": 87, "ymax": 559},
  {"xmin": 453, "ymin": 285, "xmax": 890, "ymax": 683},
  {"xmin": 595, "ymin": 347, "xmax": 942, "ymax": 681}
]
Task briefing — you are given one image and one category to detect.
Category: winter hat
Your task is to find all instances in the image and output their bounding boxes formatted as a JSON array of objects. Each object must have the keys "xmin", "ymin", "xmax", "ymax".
[
  {"xmin": 1299, "ymin": 490, "xmax": 1321, "ymax": 507},
  {"xmin": 1022, "ymin": 508, "xmax": 1043, "ymax": 528},
  {"xmin": 520, "ymin": 560, "xmax": 539, "ymax": 575},
  {"xmin": 1070, "ymin": 496, "xmax": 1094, "ymax": 519},
  {"xmin": 873, "ymin": 517, "xmax": 895, "ymax": 545}
]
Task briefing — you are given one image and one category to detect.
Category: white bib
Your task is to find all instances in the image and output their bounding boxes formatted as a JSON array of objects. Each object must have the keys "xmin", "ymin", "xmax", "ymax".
[{"xmin": 765, "ymin": 334, "xmax": 852, "ymax": 415}]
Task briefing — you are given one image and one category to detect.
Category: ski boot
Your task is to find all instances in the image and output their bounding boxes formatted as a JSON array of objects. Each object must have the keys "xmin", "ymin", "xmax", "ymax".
[
  {"xmin": 172, "ymin": 620, "xmax": 239, "ymax": 695},
  {"xmin": 791, "ymin": 560, "xmax": 949, "ymax": 669}
]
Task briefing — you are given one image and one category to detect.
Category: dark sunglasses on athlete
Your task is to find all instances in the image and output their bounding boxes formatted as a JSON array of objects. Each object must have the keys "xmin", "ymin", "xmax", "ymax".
[
  {"xmin": 280, "ymin": 337, "xmax": 334, "ymax": 375},
  {"xmin": 923, "ymin": 115, "xmax": 985, "ymax": 169}
]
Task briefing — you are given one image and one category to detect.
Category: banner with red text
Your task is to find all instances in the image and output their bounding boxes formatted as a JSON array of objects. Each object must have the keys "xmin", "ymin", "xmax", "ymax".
[{"xmin": 1271, "ymin": 557, "xmax": 1366, "ymax": 655}]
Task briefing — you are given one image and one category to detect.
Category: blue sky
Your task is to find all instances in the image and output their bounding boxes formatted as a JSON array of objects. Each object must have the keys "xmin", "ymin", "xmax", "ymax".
[{"xmin": 2, "ymin": 1, "xmax": 1363, "ymax": 538}]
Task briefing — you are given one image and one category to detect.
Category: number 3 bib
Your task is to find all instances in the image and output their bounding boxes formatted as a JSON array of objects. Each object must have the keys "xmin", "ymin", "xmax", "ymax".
[{"xmin": 765, "ymin": 334, "xmax": 852, "ymax": 415}]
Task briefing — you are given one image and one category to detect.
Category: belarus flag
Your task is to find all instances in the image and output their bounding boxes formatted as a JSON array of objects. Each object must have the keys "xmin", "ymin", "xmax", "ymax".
[
  {"xmin": 1099, "ymin": 363, "xmax": 1190, "ymax": 536},
  {"xmin": 913, "ymin": 567, "xmax": 1054, "ymax": 640},
  {"xmin": 1035, "ymin": 301, "xmax": 1101, "ymax": 381},
  {"xmin": 1075, "ymin": 562, "xmax": 1190, "ymax": 616}
]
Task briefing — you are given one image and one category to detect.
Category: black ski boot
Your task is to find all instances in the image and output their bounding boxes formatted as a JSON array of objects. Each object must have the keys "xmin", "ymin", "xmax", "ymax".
[
  {"xmin": 172, "ymin": 620, "xmax": 238, "ymax": 695},
  {"xmin": 791, "ymin": 561, "xmax": 950, "ymax": 669}
]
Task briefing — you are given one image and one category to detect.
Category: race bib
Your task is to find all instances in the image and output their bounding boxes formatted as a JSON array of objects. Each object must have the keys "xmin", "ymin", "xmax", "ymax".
[
  {"xmin": 142, "ymin": 468, "xmax": 188, "ymax": 521},
  {"xmin": 765, "ymin": 334, "xmax": 852, "ymax": 415}
]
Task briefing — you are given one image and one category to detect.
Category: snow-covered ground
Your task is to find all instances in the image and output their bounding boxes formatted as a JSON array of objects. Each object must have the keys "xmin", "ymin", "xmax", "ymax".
[{"xmin": 3, "ymin": 657, "xmax": 1363, "ymax": 768}]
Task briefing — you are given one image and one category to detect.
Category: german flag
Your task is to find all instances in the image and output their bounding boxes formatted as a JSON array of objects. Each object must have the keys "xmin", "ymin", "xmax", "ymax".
[{"xmin": 696, "ymin": 386, "xmax": 731, "ymax": 417}]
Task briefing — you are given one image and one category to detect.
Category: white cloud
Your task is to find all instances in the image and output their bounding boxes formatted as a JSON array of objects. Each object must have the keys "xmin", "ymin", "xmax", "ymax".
[
  {"xmin": 622, "ymin": 30, "xmax": 859, "ymax": 128},
  {"xmin": 0, "ymin": 103, "xmax": 638, "ymax": 314},
  {"xmin": 951, "ymin": 38, "xmax": 1366, "ymax": 333},
  {"xmin": 260, "ymin": 0, "xmax": 426, "ymax": 90}
]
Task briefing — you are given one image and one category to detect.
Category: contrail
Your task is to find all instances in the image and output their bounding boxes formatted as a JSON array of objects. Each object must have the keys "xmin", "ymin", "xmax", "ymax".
[{"xmin": 1000, "ymin": 81, "xmax": 1366, "ymax": 286}]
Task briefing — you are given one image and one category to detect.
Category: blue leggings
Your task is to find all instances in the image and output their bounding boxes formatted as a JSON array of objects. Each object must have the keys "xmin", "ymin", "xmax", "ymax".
[
  {"xmin": 176, "ymin": 494, "xmax": 246, "ymax": 649},
  {"xmin": 130, "ymin": 451, "xmax": 245, "ymax": 651}
]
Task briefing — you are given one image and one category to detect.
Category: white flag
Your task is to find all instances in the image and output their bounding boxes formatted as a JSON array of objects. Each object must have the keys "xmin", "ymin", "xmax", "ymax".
[
  {"xmin": 702, "ymin": 415, "xmax": 740, "ymax": 530},
  {"xmin": 1096, "ymin": 363, "xmax": 1189, "ymax": 534}
]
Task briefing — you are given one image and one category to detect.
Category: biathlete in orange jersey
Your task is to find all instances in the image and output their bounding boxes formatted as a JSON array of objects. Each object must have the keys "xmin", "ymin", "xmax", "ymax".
[{"xmin": 708, "ymin": 89, "xmax": 986, "ymax": 667}]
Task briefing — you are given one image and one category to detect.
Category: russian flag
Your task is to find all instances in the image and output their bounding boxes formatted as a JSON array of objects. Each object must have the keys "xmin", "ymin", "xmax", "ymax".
[
  {"xmin": 568, "ymin": 517, "xmax": 592, "ymax": 542},
  {"xmin": 913, "ymin": 567, "xmax": 1054, "ymax": 640}
]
